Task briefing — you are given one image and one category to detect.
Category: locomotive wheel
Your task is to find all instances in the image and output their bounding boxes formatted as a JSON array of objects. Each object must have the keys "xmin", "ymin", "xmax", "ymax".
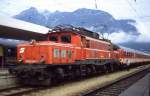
[
  {"xmin": 113, "ymin": 63, "xmax": 118, "ymax": 71},
  {"xmin": 40, "ymin": 71, "xmax": 53, "ymax": 86},
  {"xmin": 86, "ymin": 67, "xmax": 92, "ymax": 75},
  {"xmin": 110, "ymin": 64, "xmax": 114, "ymax": 72},
  {"xmin": 103, "ymin": 65, "xmax": 108, "ymax": 73},
  {"xmin": 67, "ymin": 66, "xmax": 75, "ymax": 80},
  {"xmin": 74, "ymin": 68, "xmax": 81, "ymax": 78},
  {"xmin": 91, "ymin": 66, "xmax": 96, "ymax": 74},
  {"xmin": 56, "ymin": 68, "xmax": 65, "ymax": 80},
  {"xmin": 41, "ymin": 77, "xmax": 52, "ymax": 86},
  {"xmin": 80, "ymin": 65, "xmax": 87, "ymax": 77}
]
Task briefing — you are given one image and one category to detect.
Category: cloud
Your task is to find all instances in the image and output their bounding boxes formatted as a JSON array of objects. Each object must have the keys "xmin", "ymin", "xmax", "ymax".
[
  {"xmin": 107, "ymin": 32, "xmax": 137, "ymax": 44},
  {"xmin": 1, "ymin": 0, "xmax": 150, "ymax": 44},
  {"xmin": 135, "ymin": 21, "xmax": 150, "ymax": 42},
  {"xmin": 0, "ymin": 0, "xmax": 31, "ymax": 16},
  {"xmin": 107, "ymin": 20, "xmax": 150, "ymax": 44}
]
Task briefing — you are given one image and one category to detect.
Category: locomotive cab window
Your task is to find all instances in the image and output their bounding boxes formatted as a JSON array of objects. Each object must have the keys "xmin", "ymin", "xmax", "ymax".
[
  {"xmin": 61, "ymin": 35, "xmax": 71, "ymax": 43},
  {"xmin": 49, "ymin": 36, "xmax": 58, "ymax": 42}
]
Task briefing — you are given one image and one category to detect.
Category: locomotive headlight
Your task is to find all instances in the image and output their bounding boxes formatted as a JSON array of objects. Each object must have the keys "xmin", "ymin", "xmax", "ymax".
[
  {"xmin": 19, "ymin": 54, "xmax": 23, "ymax": 63},
  {"xmin": 19, "ymin": 48, "xmax": 25, "ymax": 63},
  {"xmin": 19, "ymin": 58, "xmax": 23, "ymax": 62}
]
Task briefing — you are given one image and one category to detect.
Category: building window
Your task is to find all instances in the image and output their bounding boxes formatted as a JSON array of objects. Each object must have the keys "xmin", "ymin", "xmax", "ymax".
[
  {"xmin": 61, "ymin": 35, "xmax": 71, "ymax": 43},
  {"xmin": 61, "ymin": 50, "xmax": 66, "ymax": 58},
  {"xmin": 54, "ymin": 48, "xmax": 59, "ymax": 58}
]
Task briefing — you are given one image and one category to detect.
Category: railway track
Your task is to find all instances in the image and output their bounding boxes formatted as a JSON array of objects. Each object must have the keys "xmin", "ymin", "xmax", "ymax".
[
  {"xmin": 83, "ymin": 66, "xmax": 150, "ymax": 96},
  {"xmin": 16, "ymin": 65, "xmax": 150, "ymax": 96},
  {"xmin": 0, "ymin": 65, "xmax": 149, "ymax": 96},
  {"xmin": 0, "ymin": 86, "xmax": 40, "ymax": 96}
]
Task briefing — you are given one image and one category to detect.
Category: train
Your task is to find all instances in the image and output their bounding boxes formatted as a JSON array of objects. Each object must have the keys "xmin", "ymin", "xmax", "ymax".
[{"xmin": 10, "ymin": 26, "xmax": 150, "ymax": 86}]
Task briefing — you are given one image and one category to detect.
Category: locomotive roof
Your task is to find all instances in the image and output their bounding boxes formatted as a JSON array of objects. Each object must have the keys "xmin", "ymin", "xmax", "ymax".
[
  {"xmin": 51, "ymin": 25, "xmax": 99, "ymax": 38},
  {"xmin": 50, "ymin": 25, "xmax": 111, "ymax": 43}
]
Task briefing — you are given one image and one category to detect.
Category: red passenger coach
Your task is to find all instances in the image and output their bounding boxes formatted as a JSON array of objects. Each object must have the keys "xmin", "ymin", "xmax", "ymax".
[
  {"xmin": 11, "ymin": 26, "xmax": 150, "ymax": 86},
  {"xmin": 118, "ymin": 47, "xmax": 150, "ymax": 65}
]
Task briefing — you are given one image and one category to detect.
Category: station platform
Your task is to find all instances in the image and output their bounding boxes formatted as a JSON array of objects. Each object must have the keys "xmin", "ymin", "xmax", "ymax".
[
  {"xmin": 119, "ymin": 73, "xmax": 150, "ymax": 96},
  {"xmin": 0, "ymin": 68, "xmax": 9, "ymax": 75},
  {"xmin": 0, "ymin": 68, "xmax": 18, "ymax": 90}
]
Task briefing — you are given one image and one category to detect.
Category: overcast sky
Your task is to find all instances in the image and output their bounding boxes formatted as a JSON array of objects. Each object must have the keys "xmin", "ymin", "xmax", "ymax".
[
  {"xmin": 1, "ymin": 0, "xmax": 150, "ymax": 19},
  {"xmin": 0, "ymin": 0, "xmax": 150, "ymax": 43}
]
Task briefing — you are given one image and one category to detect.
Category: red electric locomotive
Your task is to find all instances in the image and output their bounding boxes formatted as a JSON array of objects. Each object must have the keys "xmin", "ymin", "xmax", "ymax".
[{"xmin": 10, "ymin": 26, "xmax": 150, "ymax": 85}]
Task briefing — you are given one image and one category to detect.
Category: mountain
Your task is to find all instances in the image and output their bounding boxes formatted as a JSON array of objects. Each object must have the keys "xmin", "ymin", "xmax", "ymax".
[
  {"xmin": 14, "ymin": 7, "xmax": 47, "ymax": 26},
  {"xmin": 14, "ymin": 8, "xmax": 137, "ymax": 34},
  {"xmin": 13, "ymin": 7, "xmax": 150, "ymax": 53}
]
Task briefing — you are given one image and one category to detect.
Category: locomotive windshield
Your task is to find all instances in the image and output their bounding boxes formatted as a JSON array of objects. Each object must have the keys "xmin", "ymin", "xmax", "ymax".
[
  {"xmin": 61, "ymin": 35, "xmax": 71, "ymax": 43},
  {"xmin": 49, "ymin": 36, "xmax": 58, "ymax": 42}
]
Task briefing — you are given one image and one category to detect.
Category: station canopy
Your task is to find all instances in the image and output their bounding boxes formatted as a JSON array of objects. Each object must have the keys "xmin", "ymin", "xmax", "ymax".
[{"xmin": 0, "ymin": 15, "xmax": 51, "ymax": 41}]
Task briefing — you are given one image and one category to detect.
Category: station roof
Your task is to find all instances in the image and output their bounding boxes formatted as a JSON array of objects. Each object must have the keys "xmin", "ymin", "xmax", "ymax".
[
  {"xmin": 0, "ymin": 15, "xmax": 50, "ymax": 41},
  {"xmin": 0, "ymin": 38, "xmax": 26, "ymax": 47}
]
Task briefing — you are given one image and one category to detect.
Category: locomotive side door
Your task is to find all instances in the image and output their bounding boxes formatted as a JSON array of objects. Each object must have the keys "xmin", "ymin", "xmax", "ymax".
[
  {"xmin": 31, "ymin": 46, "xmax": 39, "ymax": 63},
  {"xmin": 60, "ymin": 47, "xmax": 67, "ymax": 64},
  {"xmin": 23, "ymin": 45, "xmax": 38, "ymax": 64},
  {"xmin": 81, "ymin": 36, "xmax": 86, "ymax": 60},
  {"xmin": 39, "ymin": 46, "xmax": 48, "ymax": 64},
  {"xmin": 67, "ymin": 48, "xmax": 74, "ymax": 64},
  {"xmin": 52, "ymin": 47, "xmax": 61, "ymax": 64}
]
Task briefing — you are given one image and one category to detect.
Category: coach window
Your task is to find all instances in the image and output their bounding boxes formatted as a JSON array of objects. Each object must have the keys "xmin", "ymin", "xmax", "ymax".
[
  {"xmin": 61, "ymin": 50, "xmax": 66, "ymax": 58},
  {"xmin": 54, "ymin": 48, "xmax": 59, "ymax": 58},
  {"xmin": 127, "ymin": 52, "xmax": 129, "ymax": 56},
  {"xmin": 61, "ymin": 35, "xmax": 71, "ymax": 43},
  {"xmin": 126, "ymin": 52, "xmax": 128, "ymax": 56},
  {"xmin": 49, "ymin": 36, "xmax": 58, "ymax": 42}
]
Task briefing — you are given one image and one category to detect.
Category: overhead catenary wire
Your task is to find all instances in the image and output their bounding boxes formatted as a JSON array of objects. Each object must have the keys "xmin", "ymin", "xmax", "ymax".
[
  {"xmin": 125, "ymin": 0, "xmax": 140, "ymax": 18},
  {"xmin": 95, "ymin": 0, "xmax": 98, "ymax": 9},
  {"xmin": 126, "ymin": 0, "xmax": 150, "ymax": 19}
]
